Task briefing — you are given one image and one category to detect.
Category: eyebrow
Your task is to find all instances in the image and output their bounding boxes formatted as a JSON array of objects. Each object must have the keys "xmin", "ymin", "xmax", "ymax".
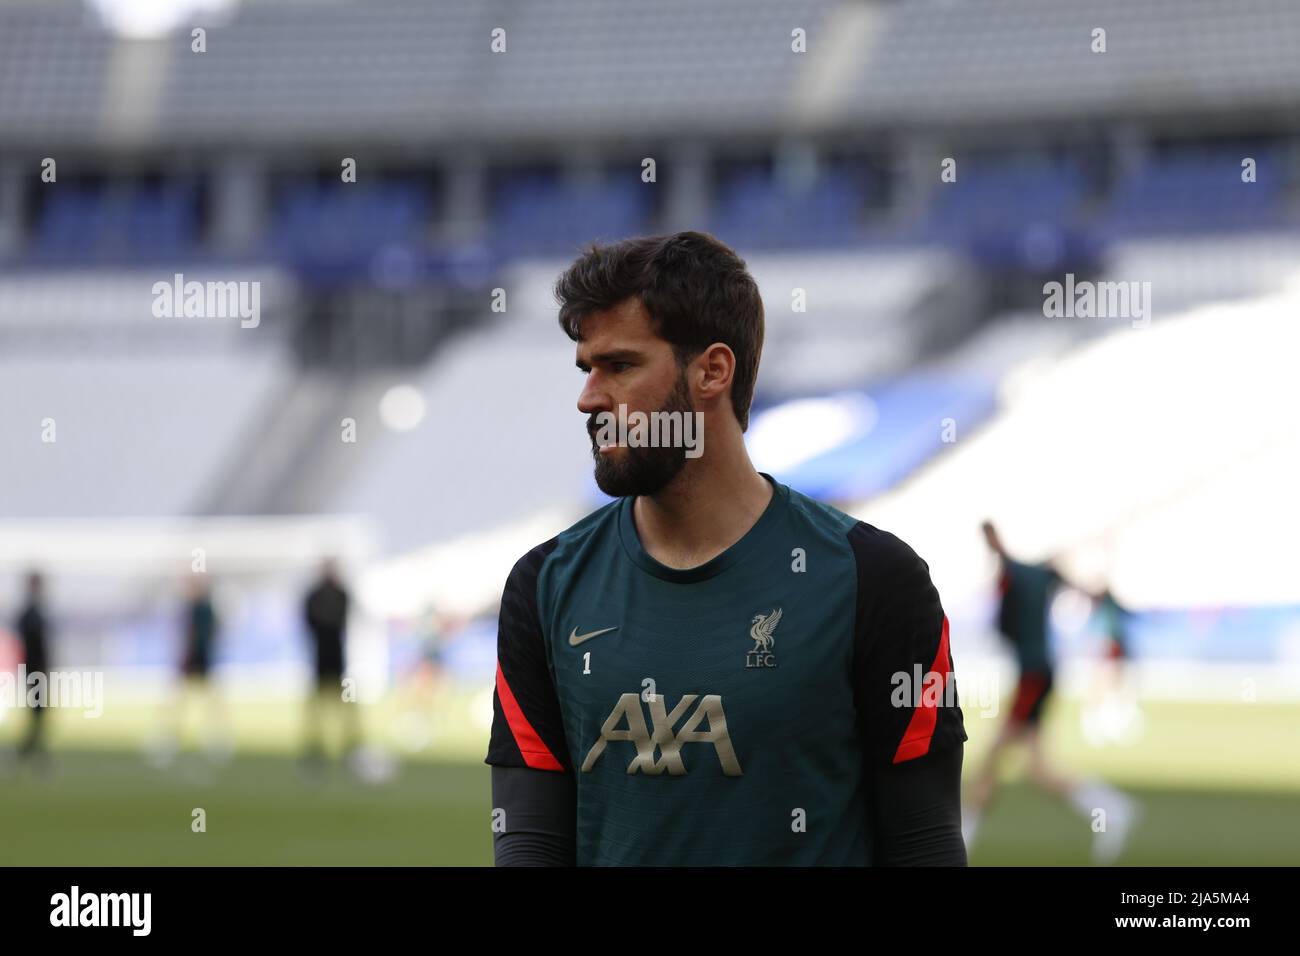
[{"xmin": 576, "ymin": 349, "xmax": 641, "ymax": 369}]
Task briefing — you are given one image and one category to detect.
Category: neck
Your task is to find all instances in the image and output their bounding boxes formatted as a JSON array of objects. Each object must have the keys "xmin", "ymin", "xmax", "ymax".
[{"xmin": 632, "ymin": 427, "xmax": 773, "ymax": 569}]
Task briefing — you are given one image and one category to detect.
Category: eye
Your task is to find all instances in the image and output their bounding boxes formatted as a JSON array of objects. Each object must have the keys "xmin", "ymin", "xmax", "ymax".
[{"xmin": 611, "ymin": 361, "xmax": 632, "ymax": 373}]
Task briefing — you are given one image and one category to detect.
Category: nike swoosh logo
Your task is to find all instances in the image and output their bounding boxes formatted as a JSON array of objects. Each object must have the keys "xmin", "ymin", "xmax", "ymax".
[{"xmin": 569, "ymin": 626, "xmax": 619, "ymax": 646}]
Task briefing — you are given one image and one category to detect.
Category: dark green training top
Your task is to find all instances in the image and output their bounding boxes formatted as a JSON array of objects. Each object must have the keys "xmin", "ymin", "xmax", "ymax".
[
  {"xmin": 1096, "ymin": 589, "xmax": 1133, "ymax": 657},
  {"xmin": 184, "ymin": 597, "xmax": 217, "ymax": 674},
  {"xmin": 995, "ymin": 558, "xmax": 1062, "ymax": 674},
  {"xmin": 486, "ymin": 474, "xmax": 967, "ymax": 865}
]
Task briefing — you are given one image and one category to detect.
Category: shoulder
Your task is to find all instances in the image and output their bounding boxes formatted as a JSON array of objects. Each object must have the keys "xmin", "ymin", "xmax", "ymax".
[
  {"xmin": 777, "ymin": 483, "xmax": 931, "ymax": 584},
  {"xmin": 505, "ymin": 498, "xmax": 622, "ymax": 588},
  {"xmin": 780, "ymin": 484, "xmax": 860, "ymax": 558},
  {"xmin": 845, "ymin": 519, "xmax": 933, "ymax": 585},
  {"xmin": 782, "ymin": 484, "xmax": 858, "ymax": 533},
  {"xmin": 845, "ymin": 519, "xmax": 942, "ymax": 638}
]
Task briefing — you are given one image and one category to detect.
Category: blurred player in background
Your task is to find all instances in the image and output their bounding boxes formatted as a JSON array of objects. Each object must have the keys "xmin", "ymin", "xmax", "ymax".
[
  {"xmin": 392, "ymin": 603, "xmax": 455, "ymax": 753},
  {"xmin": 964, "ymin": 521, "xmax": 1139, "ymax": 863},
  {"xmin": 14, "ymin": 570, "xmax": 51, "ymax": 768},
  {"xmin": 150, "ymin": 574, "xmax": 232, "ymax": 768},
  {"xmin": 1080, "ymin": 583, "xmax": 1144, "ymax": 747},
  {"xmin": 302, "ymin": 558, "xmax": 362, "ymax": 771}
]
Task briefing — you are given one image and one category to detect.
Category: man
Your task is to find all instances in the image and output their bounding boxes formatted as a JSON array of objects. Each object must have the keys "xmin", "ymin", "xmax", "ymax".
[
  {"xmin": 486, "ymin": 231, "xmax": 967, "ymax": 865},
  {"xmin": 965, "ymin": 521, "xmax": 1138, "ymax": 864},
  {"xmin": 1080, "ymin": 583, "xmax": 1144, "ymax": 748},
  {"xmin": 151, "ymin": 574, "xmax": 231, "ymax": 768},
  {"xmin": 1095, "ymin": 586, "xmax": 1133, "ymax": 664},
  {"xmin": 302, "ymin": 558, "xmax": 361, "ymax": 766},
  {"xmin": 15, "ymin": 570, "xmax": 50, "ymax": 763},
  {"xmin": 181, "ymin": 574, "xmax": 219, "ymax": 685}
]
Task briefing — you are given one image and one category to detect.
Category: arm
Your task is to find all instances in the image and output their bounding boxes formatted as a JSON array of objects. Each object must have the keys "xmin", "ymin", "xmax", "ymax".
[
  {"xmin": 491, "ymin": 765, "xmax": 576, "ymax": 866},
  {"xmin": 485, "ymin": 539, "xmax": 576, "ymax": 866},
  {"xmin": 871, "ymin": 735, "xmax": 967, "ymax": 865},
  {"xmin": 849, "ymin": 522, "xmax": 969, "ymax": 866}
]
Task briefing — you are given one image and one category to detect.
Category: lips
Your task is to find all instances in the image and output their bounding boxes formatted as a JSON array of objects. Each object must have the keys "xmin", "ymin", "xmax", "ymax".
[{"xmin": 588, "ymin": 421, "xmax": 618, "ymax": 454}]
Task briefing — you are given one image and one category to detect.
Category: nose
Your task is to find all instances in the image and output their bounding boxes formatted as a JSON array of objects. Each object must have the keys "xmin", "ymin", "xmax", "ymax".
[{"xmin": 577, "ymin": 371, "xmax": 611, "ymax": 416}]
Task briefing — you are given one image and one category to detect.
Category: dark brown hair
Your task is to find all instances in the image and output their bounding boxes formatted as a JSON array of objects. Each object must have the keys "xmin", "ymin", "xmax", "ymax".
[{"xmin": 554, "ymin": 231, "xmax": 765, "ymax": 431}]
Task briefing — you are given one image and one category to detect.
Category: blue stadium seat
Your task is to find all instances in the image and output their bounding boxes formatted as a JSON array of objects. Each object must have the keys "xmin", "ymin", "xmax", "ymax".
[
  {"xmin": 268, "ymin": 179, "xmax": 432, "ymax": 261},
  {"xmin": 709, "ymin": 167, "xmax": 870, "ymax": 250},
  {"xmin": 489, "ymin": 172, "xmax": 652, "ymax": 257},
  {"xmin": 31, "ymin": 180, "xmax": 200, "ymax": 262},
  {"xmin": 1100, "ymin": 145, "xmax": 1290, "ymax": 237}
]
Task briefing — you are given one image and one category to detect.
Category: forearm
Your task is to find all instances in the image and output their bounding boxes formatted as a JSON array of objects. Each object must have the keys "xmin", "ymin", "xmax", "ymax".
[
  {"xmin": 490, "ymin": 764, "xmax": 578, "ymax": 866},
  {"xmin": 871, "ymin": 743, "xmax": 968, "ymax": 866}
]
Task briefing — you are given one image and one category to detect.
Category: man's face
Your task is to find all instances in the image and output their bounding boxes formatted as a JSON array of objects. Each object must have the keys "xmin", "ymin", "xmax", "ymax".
[{"xmin": 574, "ymin": 298, "xmax": 696, "ymax": 497}]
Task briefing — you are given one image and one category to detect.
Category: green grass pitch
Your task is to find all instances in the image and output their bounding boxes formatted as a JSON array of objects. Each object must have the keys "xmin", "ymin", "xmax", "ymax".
[{"xmin": 2, "ymin": 691, "xmax": 1297, "ymax": 865}]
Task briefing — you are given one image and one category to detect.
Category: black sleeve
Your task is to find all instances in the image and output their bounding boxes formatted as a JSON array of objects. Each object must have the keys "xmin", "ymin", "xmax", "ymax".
[
  {"xmin": 491, "ymin": 765, "xmax": 577, "ymax": 866},
  {"xmin": 849, "ymin": 521, "xmax": 968, "ymax": 764},
  {"xmin": 484, "ymin": 538, "xmax": 571, "ymax": 771},
  {"xmin": 849, "ymin": 522, "xmax": 968, "ymax": 865},
  {"xmin": 870, "ymin": 740, "xmax": 967, "ymax": 865}
]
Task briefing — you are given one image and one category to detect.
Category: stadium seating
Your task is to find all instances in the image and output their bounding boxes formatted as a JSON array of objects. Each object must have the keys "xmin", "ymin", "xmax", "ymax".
[
  {"xmin": 488, "ymin": 171, "xmax": 652, "ymax": 258},
  {"xmin": 1099, "ymin": 145, "xmax": 1290, "ymax": 237}
]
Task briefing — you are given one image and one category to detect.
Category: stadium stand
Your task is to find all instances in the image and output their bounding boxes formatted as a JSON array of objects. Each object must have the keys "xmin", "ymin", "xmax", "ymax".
[{"xmin": 0, "ymin": 0, "xmax": 1297, "ymax": 683}]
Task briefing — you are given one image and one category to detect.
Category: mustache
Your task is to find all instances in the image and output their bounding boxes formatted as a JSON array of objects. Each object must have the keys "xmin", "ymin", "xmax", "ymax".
[{"xmin": 586, "ymin": 382, "xmax": 693, "ymax": 445}]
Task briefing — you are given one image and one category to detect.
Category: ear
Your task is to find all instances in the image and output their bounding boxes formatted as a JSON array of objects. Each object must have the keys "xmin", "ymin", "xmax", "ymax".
[{"xmin": 693, "ymin": 343, "xmax": 735, "ymax": 406}]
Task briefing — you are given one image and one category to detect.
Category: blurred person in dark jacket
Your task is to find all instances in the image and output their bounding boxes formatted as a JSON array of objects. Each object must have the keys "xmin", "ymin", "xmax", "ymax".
[
  {"xmin": 15, "ymin": 570, "xmax": 51, "ymax": 765},
  {"xmin": 302, "ymin": 558, "xmax": 361, "ymax": 770}
]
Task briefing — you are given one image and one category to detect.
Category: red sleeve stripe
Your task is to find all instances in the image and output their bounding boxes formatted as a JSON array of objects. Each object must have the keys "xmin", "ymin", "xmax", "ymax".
[
  {"xmin": 495, "ymin": 661, "xmax": 564, "ymax": 771},
  {"xmin": 891, "ymin": 614, "xmax": 952, "ymax": 764}
]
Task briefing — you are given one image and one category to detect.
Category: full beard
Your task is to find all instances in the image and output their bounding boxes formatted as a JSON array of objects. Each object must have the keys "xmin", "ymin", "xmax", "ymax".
[{"xmin": 587, "ymin": 372, "xmax": 695, "ymax": 498}]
